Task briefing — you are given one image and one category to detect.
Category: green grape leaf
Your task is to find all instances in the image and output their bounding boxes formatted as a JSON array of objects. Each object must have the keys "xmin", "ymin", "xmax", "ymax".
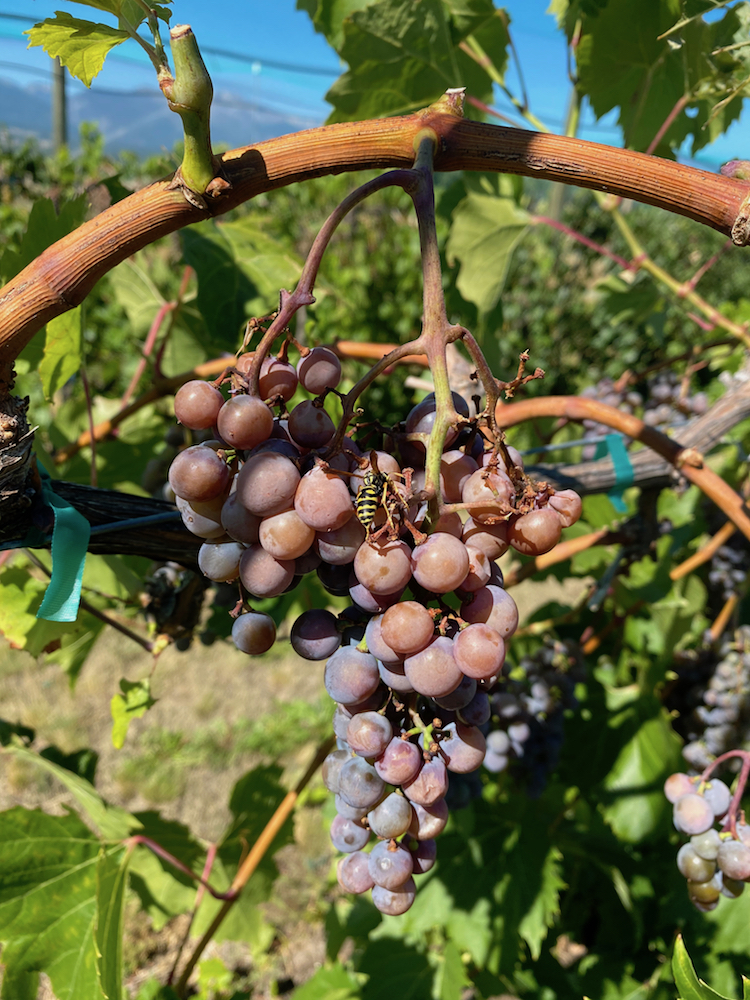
[
  {"xmin": 517, "ymin": 846, "xmax": 566, "ymax": 960},
  {"xmin": 298, "ymin": 0, "xmax": 373, "ymax": 51},
  {"xmin": 181, "ymin": 218, "xmax": 302, "ymax": 348},
  {"xmin": 111, "ymin": 677, "xmax": 157, "ymax": 749},
  {"xmin": 0, "ymin": 194, "xmax": 88, "ymax": 283},
  {"xmin": 0, "ymin": 970, "xmax": 39, "ymax": 1000},
  {"xmin": 359, "ymin": 939, "xmax": 433, "ymax": 999},
  {"xmin": 39, "ymin": 305, "xmax": 83, "ymax": 401},
  {"xmin": 434, "ymin": 940, "xmax": 470, "ymax": 1000},
  {"xmin": 673, "ymin": 935, "xmax": 734, "ymax": 1000},
  {"xmin": 602, "ymin": 703, "xmax": 683, "ymax": 842},
  {"xmin": 4, "ymin": 745, "xmax": 138, "ymax": 840},
  {"xmin": 95, "ymin": 848, "xmax": 129, "ymax": 1000},
  {"xmin": 127, "ymin": 813, "xmax": 205, "ymax": 932},
  {"xmin": 446, "ymin": 188, "xmax": 529, "ymax": 313},
  {"xmin": 0, "ymin": 807, "xmax": 116, "ymax": 1000},
  {"xmin": 323, "ymin": 0, "xmax": 508, "ymax": 122},
  {"xmin": 25, "ymin": 13, "xmax": 130, "ymax": 88},
  {"xmin": 0, "ymin": 566, "xmax": 76, "ymax": 657},
  {"xmin": 291, "ymin": 962, "xmax": 361, "ymax": 999},
  {"xmin": 743, "ymin": 978, "xmax": 750, "ymax": 1000}
]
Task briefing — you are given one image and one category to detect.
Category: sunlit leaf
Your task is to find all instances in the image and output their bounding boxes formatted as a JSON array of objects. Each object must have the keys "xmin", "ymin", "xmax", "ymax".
[
  {"xmin": 26, "ymin": 13, "xmax": 130, "ymax": 87},
  {"xmin": 111, "ymin": 677, "xmax": 157, "ymax": 748}
]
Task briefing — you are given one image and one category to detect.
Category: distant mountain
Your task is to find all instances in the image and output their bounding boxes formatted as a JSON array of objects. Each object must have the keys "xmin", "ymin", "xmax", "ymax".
[{"xmin": 0, "ymin": 76, "xmax": 324, "ymax": 154}]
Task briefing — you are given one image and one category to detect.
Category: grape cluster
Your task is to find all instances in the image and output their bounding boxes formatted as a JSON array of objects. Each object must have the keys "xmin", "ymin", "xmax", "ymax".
[
  {"xmin": 165, "ymin": 341, "xmax": 583, "ymax": 914},
  {"xmin": 579, "ymin": 372, "xmax": 708, "ymax": 459},
  {"xmin": 664, "ymin": 771, "xmax": 748, "ymax": 910},
  {"xmin": 708, "ymin": 543, "xmax": 750, "ymax": 603},
  {"xmin": 483, "ymin": 638, "xmax": 582, "ymax": 796},
  {"xmin": 674, "ymin": 627, "xmax": 750, "ymax": 772}
]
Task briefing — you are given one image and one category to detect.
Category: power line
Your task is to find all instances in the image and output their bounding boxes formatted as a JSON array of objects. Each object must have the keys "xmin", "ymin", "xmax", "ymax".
[{"xmin": 0, "ymin": 11, "xmax": 340, "ymax": 77}]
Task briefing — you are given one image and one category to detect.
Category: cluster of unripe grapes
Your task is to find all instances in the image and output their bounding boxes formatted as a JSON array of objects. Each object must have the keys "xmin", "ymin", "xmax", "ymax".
[
  {"xmin": 165, "ymin": 339, "xmax": 583, "ymax": 914},
  {"xmin": 665, "ymin": 770, "xmax": 749, "ymax": 910}
]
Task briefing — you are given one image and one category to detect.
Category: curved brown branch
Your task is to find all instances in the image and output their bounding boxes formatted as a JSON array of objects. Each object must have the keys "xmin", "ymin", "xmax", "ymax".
[
  {"xmin": 508, "ymin": 372, "xmax": 750, "ymax": 496},
  {"xmin": 496, "ymin": 395, "xmax": 750, "ymax": 542},
  {"xmin": 2, "ymin": 108, "xmax": 750, "ymax": 375}
]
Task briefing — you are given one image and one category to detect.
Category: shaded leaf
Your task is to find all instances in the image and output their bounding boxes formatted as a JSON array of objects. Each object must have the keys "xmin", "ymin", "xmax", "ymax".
[
  {"xmin": 435, "ymin": 940, "xmax": 470, "ymax": 1000},
  {"xmin": 111, "ymin": 677, "xmax": 157, "ymax": 749},
  {"xmin": 26, "ymin": 13, "xmax": 130, "ymax": 87},
  {"xmin": 517, "ymin": 846, "xmax": 566, "ymax": 960},
  {"xmin": 40, "ymin": 306, "xmax": 83, "ymax": 400}
]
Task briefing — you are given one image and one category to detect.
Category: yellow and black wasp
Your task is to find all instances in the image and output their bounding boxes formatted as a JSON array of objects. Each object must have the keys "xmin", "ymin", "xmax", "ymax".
[{"xmin": 355, "ymin": 467, "xmax": 388, "ymax": 530}]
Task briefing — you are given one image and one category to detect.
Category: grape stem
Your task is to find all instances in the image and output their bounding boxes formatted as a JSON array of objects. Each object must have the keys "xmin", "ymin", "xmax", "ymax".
[
  {"xmin": 126, "ymin": 836, "xmax": 233, "ymax": 901},
  {"xmin": 242, "ymin": 168, "xmax": 421, "ymax": 398},
  {"xmin": 700, "ymin": 750, "xmax": 750, "ymax": 839}
]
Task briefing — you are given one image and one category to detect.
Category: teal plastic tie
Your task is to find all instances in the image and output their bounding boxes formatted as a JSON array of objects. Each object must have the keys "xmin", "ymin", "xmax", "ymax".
[
  {"xmin": 593, "ymin": 434, "xmax": 634, "ymax": 514},
  {"xmin": 35, "ymin": 467, "xmax": 90, "ymax": 623}
]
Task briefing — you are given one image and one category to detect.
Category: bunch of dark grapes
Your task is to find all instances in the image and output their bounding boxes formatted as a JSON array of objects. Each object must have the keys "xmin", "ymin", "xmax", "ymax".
[
  {"xmin": 165, "ymin": 342, "xmax": 583, "ymax": 914},
  {"xmin": 708, "ymin": 543, "xmax": 750, "ymax": 603},
  {"xmin": 579, "ymin": 372, "xmax": 707, "ymax": 459},
  {"xmin": 671, "ymin": 627, "xmax": 750, "ymax": 772},
  {"xmin": 664, "ymin": 771, "xmax": 749, "ymax": 910},
  {"xmin": 483, "ymin": 638, "xmax": 583, "ymax": 796}
]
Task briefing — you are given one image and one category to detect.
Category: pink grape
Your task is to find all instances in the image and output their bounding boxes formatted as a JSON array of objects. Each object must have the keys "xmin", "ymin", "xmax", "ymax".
[
  {"xmin": 259, "ymin": 509, "xmax": 315, "ymax": 560},
  {"xmin": 508, "ymin": 508, "xmax": 562, "ymax": 556},
  {"xmin": 411, "ymin": 534, "xmax": 470, "ymax": 594},
  {"xmin": 297, "ymin": 346, "xmax": 342, "ymax": 394},
  {"xmin": 168, "ymin": 445, "xmax": 230, "ymax": 503},
  {"xmin": 295, "ymin": 466, "xmax": 354, "ymax": 532},
  {"xmin": 353, "ymin": 538, "xmax": 412, "ymax": 595},
  {"xmin": 239, "ymin": 544, "xmax": 295, "ymax": 597},
  {"xmin": 231, "ymin": 612, "xmax": 276, "ymax": 654},
  {"xmin": 404, "ymin": 636, "xmax": 463, "ymax": 698},
  {"xmin": 236, "ymin": 452, "xmax": 300, "ymax": 518},
  {"xmin": 174, "ymin": 380, "xmax": 224, "ymax": 430},
  {"xmin": 258, "ymin": 355, "xmax": 298, "ymax": 401},
  {"xmin": 216, "ymin": 395, "xmax": 274, "ymax": 450},
  {"xmin": 288, "ymin": 400, "xmax": 335, "ymax": 448}
]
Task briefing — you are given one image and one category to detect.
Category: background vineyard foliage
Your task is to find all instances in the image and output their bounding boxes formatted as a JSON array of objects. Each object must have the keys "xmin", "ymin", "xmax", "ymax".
[{"xmin": 1, "ymin": 0, "xmax": 750, "ymax": 998}]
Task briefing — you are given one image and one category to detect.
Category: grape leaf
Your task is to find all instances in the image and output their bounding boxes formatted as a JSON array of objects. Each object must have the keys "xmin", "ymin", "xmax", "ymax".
[
  {"xmin": 95, "ymin": 848, "xmax": 129, "ymax": 1000},
  {"xmin": 297, "ymin": 0, "xmax": 373, "ymax": 51},
  {"xmin": 111, "ymin": 677, "xmax": 157, "ymax": 749},
  {"xmin": 0, "ymin": 194, "xmax": 88, "ymax": 284},
  {"xmin": 359, "ymin": 939, "xmax": 433, "ymax": 999},
  {"xmin": 321, "ymin": 0, "xmax": 509, "ymax": 122},
  {"xmin": 0, "ymin": 807, "xmax": 118, "ymax": 1000},
  {"xmin": 434, "ymin": 940, "xmax": 470, "ymax": 1000},
  {"xmin": 673, "ymin": 935, "xmax": 734, "ymax": 1000},
  {"xmin": 288, "ymin": 962, "xmax": 361, "ymax": 999},
  {"xmin": 0, "ymin": 969, "xmax": 39, "ymax": 1000},
  {"xmin": 0, "ymin": 567, "xmax": 76, "ymax": 657},
  {"xmin": 26, "ymin": 13, "xmax": 130, "ymax": 88},
  {"xmin": 4, "ymin": 745, "xmax": 137, "ymax": 840},
  {"xmin": 517, "ymin": 846, "xmax": 566, "ymax": 960},
  {"xmin": 446, "ymin": 186, "xmax": 529, "ymax": 314},
  {"xmin": 39, "ymin": 305, "xmax": 83, "ymax": 401},
  {"xmin": 602, "ymin": 703, "xmax": 682, "ymax": 842}
]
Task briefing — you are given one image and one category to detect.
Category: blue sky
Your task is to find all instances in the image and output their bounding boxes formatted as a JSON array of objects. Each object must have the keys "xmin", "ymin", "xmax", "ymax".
[{"xmin": 0, "ymin": 0, "xmax": 746, "ymax": 166}]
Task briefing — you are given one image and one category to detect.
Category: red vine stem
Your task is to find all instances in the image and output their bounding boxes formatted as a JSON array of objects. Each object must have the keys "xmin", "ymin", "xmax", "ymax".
[
  {"xmin": 127, "ymin": 836, "xmax": 233, "ymax": 900},
  {"xmin": 700, "ymin": 750, "xmax": 750, "ymax": 839},
  {"xmin": 495, "ymin": 396, "xmax": 750, "ymax": 542}
]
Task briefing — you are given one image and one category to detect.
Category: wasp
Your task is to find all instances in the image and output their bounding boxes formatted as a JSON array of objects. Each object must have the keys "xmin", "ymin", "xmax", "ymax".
[{"xmin": 355, "ymin": 468, "xmax": 388, "ymax": 529}]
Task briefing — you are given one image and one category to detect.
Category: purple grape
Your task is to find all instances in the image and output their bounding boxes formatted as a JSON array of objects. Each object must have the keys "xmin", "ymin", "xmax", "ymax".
[
  {"xmin": 330, "ymin": 814, "xmax": 370, "ymax": 853},
  {"xmin": 368, "ymin": 840, "xmax": 414, "ymax": 889}
]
